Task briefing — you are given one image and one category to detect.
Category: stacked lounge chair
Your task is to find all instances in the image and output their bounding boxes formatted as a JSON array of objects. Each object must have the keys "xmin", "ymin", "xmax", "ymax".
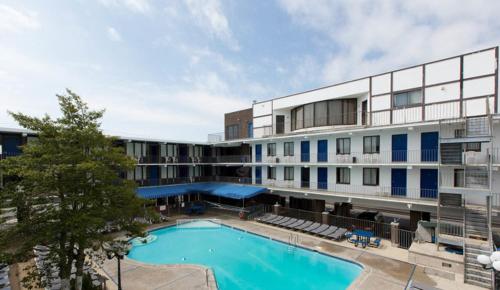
[{"xmin": 255, "ymin": 213, "xmax": 351, "ymax": 242}]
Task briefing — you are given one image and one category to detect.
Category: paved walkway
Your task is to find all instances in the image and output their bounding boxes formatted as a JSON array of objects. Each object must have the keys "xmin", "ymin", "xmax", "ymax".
[{"xmin": 97, "ymin": 213, "xmax": 483, "ymax": 290}]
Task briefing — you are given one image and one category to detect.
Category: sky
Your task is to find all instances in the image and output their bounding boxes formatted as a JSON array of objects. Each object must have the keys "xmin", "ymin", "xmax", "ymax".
[{"xmin": 0, "ymin": 0, "xmax": 499, "ymax": 142}]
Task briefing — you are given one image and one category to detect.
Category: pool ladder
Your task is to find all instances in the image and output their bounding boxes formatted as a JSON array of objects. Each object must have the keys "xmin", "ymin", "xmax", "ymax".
[{"xmin": 288, "ymin": 234, "xmax": 299, "ymax": 252}]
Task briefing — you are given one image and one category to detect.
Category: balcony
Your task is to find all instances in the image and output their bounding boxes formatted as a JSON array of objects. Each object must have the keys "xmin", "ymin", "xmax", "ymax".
[
  {"xmin": 135, "ymin": 176, "xmax": 253, "ymax": 187},
  {"xmin": 131, "ymin": 155, "xmax": 252, "ymax": 164},
  {"xmin": 260, "ymin": 149, "xmax": 438, "ymax": 165},
  {"xmin": 260, "ymin": 180, "xmax": 437, "ymax": 202},
  {"xmin": 439, "ymin": 116, "xmax": 491, "ymax": 143},
  {"xmin": 439, "ymin": 168, "xmax": 490, "ymax": 194}
]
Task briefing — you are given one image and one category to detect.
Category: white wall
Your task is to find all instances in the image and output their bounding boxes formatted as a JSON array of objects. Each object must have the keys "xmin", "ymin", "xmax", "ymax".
[
  {"xmin": 372, "ymin": 73, "xmax": 391, "ymax": 95},
  {"xmin": 463, "ymin": 49, "xmax": 497, "ymax": 78},
  {"xmin": 393, "ymin": 66, "xmax": 423, "ymax": 91},
  {"xmin": 425, "ymin": 58, "xmax": 461, "ymax": 85}
]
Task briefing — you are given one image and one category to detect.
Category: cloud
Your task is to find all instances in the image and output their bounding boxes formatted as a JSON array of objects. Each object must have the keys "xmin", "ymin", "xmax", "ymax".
[
  {"xmin": 184, "ymin": 0, "xmax": 240, "ymax": 51},
  {"xmin": 106, "ymin": 26, "xmax": 122, "ymax": 42},
  {"xmin": 0, "ymin": 4, "xmax": 39, "ymax": 33},
  {"xmin": 98, "ymin": 0, "xmax": 151, "ymax": 14},
  {"xmin": 277, "ymin": 0, "xmax": 500, "ymax": 84}
]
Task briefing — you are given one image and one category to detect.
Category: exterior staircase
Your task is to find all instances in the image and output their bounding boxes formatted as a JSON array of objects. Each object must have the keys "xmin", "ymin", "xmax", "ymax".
[{"xmin": 464, "ymin": 206, "xmax": 493, "ymax": 288}]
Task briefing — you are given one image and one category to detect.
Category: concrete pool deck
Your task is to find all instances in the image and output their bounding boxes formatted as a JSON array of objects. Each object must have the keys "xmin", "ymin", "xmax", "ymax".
[{"xmin": 99, "ymin": 213, "xmax": 484, "ymax": 290}]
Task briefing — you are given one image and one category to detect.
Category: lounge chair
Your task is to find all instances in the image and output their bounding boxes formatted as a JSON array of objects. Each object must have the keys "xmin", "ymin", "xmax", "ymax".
[
  {"xmin": 301, "ymin": 222, "xmax": 321, "ymax": 232},
  {"xmin": 328, "ymin": 228, "xmax": 347, "ymax": 240},
  {"xmin": 309, "ymin": 224, "xmax": 329, "ymax": 235},
  {"xmin": 279, "ymin": 218, "xmax": 298, "ymax": 227},
  {"xmin": 256, "ymin": 213, "xmax": 275, "ymax": 222},
  {"xmin": 272, "ymin": 217, "xmax": 291, "ymax": 225},
  {"xmin": 286, "ymin": 219, "xmax": 305, "ymax": 229},
  {"xmin": 293, "ymin": 221, "xmax": 313, "ymax": 230},
  {"xmin": 264, "ymin": 215, "xmax": 284, "ymax": 224},
  {"xmin": 318, "ymin": 226, "xmax": 338, "ymax": 237}
]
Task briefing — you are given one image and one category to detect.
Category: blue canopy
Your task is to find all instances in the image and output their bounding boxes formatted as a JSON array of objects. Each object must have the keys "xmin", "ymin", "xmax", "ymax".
[{"xmin": 136, "ymin": 182, "xmax": 267, "ymax": 200}]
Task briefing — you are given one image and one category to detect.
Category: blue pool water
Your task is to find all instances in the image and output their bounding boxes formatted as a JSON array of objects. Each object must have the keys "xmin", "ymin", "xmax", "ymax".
[{"xmin": 127, "ymin": 221, "xmax": 362, "ymax": 290}]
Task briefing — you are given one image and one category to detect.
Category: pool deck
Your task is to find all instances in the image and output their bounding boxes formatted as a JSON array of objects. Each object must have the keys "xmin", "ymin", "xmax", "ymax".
[{"xmin": 99, "ymin": 213, "xmax": 484, "ymax": 290}]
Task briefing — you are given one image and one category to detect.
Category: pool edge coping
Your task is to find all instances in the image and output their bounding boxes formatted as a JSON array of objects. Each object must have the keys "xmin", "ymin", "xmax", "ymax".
[{"xmin": 130, "ymin": 219, "xmax": 370, "ymax": 290}]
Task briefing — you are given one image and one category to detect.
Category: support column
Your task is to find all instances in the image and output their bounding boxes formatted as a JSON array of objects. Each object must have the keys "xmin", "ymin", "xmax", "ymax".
[
  {"xmin": 391, "ymin": 221, "xmax": 400, "ymax": 247},
  {"xmin": 273, "ymin": 202, "xmax": 281, "ymax": 215},
  {"xmin": 322, "ymin": 211, "xmax": 330, "ymax": 225}
]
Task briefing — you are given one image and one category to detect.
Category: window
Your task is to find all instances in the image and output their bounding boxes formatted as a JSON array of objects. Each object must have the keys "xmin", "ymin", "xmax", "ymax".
[
  {"xmin": 247, "ymin": 122, "xmax": 253, "ymax": 138},
  {"xmin": 226, "ymin": 124, "xmax": 240, "ymax": 140},
  {"xmin": 454, "ymin": 169, "xmax": 465, "ymax": 187},
  {"xmin": 336, "ymin": 138, "xmax": 351, "ymax": 155},
  {"xmin": 315, "ymin": 101, "xmax": 328, "ymax": 126},
  {"xmin": 291, "ymin": 98, "xmax": 357, "ymax": 130},
  {"xmin": 363, "ymin": 136, "xmax": 380, "ymax": 154},
  {"xmin": 276, "ymin": 116, "xmax": 285, "ymax": 134},
  {"xmin": 304, "ymin": 103, "xmax": 314, "ymax": 128},
  {"xmin": 267, "ymin": 143, "xmax": 276, "ymax": 156},
  {"xmin": 284, "ymin": 142, "xmax": 294, "ymax": 156},
  {"xmin": 393, "ymin": 90, "xmax": 422, "ymax": 108},
  {"xmin": 363, "ymin": 168, "xmax": 379, "ymax": 186},
  {"xmin": 267, "ymin": 166, "xmax": 276, "ymax": 180},
  {"xmin": 465, "ymin": 142, "xmax": 481, "ymax": 152},
  {"xmin": 336, "ymin": 167, "xmax": 350, "ymax": 184},
  {"xmin": 284, "ymin": 167, "xmax": 294, "ymax": 181}
]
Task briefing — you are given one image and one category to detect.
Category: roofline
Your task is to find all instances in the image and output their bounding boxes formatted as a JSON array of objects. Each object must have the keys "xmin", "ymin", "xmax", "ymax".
[{"xmin": 253, "ymin": 46, "xmax": 499, "ymax": 105}]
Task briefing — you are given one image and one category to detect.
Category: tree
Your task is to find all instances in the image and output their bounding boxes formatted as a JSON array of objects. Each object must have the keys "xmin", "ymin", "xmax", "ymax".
[{"xmin": 0, "ymin": 90, "xmax": 147, "ymax": 290}]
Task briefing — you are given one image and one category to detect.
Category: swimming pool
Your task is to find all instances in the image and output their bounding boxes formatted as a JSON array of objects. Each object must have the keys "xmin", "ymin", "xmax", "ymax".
[{"xmin": 127, "ymin": 220, "xmax": 362, "ymax": 290}]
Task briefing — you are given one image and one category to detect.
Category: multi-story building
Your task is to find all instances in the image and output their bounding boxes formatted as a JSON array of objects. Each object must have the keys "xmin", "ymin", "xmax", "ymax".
[{"xmin": 0, "ymin": 46, "xmax": 498, "ymax": 288}]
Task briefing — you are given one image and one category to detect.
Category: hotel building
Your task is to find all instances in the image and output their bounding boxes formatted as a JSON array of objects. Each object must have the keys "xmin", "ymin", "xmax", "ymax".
[{"xmin": 0, "ymin": 46, "xmax": 499, "ymax": 288}]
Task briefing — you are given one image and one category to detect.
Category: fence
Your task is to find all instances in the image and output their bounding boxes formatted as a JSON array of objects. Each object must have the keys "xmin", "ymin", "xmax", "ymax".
[{"xmin": 270, "ymin": 207, "xmax": 416, "ymax": 249}]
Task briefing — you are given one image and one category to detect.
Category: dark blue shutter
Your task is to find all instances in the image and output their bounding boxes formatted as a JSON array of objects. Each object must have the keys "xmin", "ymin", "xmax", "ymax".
[
  {"xmin": 391, "ymin": 168, "xmax": 407, "ymax": 196},
  {"xmin": 255, "ymin": 166, "xmax": 262, "ymax": 184},
  {"xmin": 421, "ymin": 132, "xmax": 438, "ymax": 162},
  {"xmin": 392, "ymin": 134, "xmax": 407, "ymax": 162},
  {"xmin": 420, "ymin": 169, "xmax": 438, "ymax": 198},
  {"xmin": 3, "ymin": 135, "xmax": 22, "ymax": 156},
  {"xmin": 317, "ymin": 167, "xmax": 328, "ymax": 189},
  {"xmin": 149, "ymin": 166, "xmax": 159, "ymax": 185},
  {"xmin": 317, "ymin": 140, "xmax": 328, "ymax": 162},
  {"xmin": 255, "ymin": 144, "xmax": 262, "ymax": 162},
  {"xmin": 301, "ymin": 141, "xmax": 310, "ymax": 162}
]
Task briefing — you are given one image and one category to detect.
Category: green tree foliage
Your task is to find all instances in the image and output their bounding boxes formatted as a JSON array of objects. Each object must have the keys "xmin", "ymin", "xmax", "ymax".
[{"xmin": 0, "ymin": 90, "xmax": 147, "ymax": 289}]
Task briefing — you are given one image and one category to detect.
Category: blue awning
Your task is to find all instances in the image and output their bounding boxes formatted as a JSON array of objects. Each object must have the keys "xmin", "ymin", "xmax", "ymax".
[{"xmin": 136, "ymin": 182, "xmax": 267, "ymax": 200}]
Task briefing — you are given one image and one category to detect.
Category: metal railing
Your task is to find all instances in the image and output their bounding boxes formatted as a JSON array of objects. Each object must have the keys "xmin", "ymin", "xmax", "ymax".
[
  {"xmin": 132, "ymin": 154, "xmax": 252, "ymax": 164},
  {"xmin": 261, "ymin": 149, "xmax": 439, "ymax": 164},
  {"xmin": 440, "ymin": 168, "xmax": 489, "ymax": 190},
  {"xmin": 440, "ymin": 116, "xmax": 491, "ymax": 139},
  {"xmin": 134, "ymin": 176, "xmax": 253, "ymax": 187},
  {"xmin": 0, "ymin": 152, "xmax": 21, "ymax": 159},
  {"xmin": 271, "ymin": 207, "xmax": 415, "ymax": 249},
  {"xmin": 262, "ymin": 180, "xmax": 437, "ymax": 200},
  {"xmin": 438, "ymin": 221, "xmax": 463, "ymax": 237},
  {"xmin": 207, "ymin": 132, "xmax": 225, "ymax": 142}
]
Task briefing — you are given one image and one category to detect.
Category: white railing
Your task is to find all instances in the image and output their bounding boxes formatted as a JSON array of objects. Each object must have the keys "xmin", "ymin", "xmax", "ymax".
[
  {"xmin": 176, "ymin": 218, "xmax": 222, "ymax": 228},
  {"xmin": 207, "ymin": 132, "xmax": 225, "ymax": 142},
  {"xmin": 261, "ymin": 180, "xmax": 437, "ymax": 200},
  {"xmin": 259, "ymin": 150, "xmax": 438, "ymax": 164}
]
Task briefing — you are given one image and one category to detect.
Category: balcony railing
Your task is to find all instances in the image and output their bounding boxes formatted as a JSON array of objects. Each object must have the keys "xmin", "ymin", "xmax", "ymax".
[
  {"xmin": 0, "ymin": 152, "xmax": 21, "ymax": 159},
  {"xmin": 207, "ymin": 132, "xmax": 225, "ymax": 142},
  {"xmin": 134, "ymin": 176, "xmax": 253, "ymax": 187},
  {"xmin": 260, "ymin": 150, "xmax": 438, "ymax": 164},
  {"xmin": 132, "ymin": 155, "xmax": 252, "ymax": 164},
  {"xmin": 439, "ymin": 116, "xmax": 491, "ymax": 139},
  {"xmin": 440, "ymin": 168, "xmax": 489, "ymax": 190},
  {"xmin": 262, "ymin": 180, "xmax": 437, "ymax": 200}
]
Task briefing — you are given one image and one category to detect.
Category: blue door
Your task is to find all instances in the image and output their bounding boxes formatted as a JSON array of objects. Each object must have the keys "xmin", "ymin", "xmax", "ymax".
[
  {"xmin": 392, "ymin": 134, "xmax": 407, "ymax": 162},
  {"xmin": 391, "ymin": 168, "xmax": 407, "ymax": 196},
  {"xmin": 317, "ymin": 140, "xmax": 328, "ymax": 162},
  {"xmin": 255, "ymin": 166, "xmax": 262, "ymax": 184},
  {"xmin": 301, "ymin": 141, "xmax": 310, "ymax": 162},
  {"xmin": 148, "ymin": 166, "xmax": 159, "ymax": 185},
  {"xmin": 317, "ymin": 167, "xmax": 328, "ymax": 190},
  {"xmin": 255, "ymin": 144, "xmax": 262, "ymax": 162},
  {"xmin": 420, "ymin": 169, "xmax": 438, "ymax": 198},
  {"xmin": 3, "ymin": 135, "xmax": 22, "ymax": 156},
  {"xmin": 421, "ymin": 132, "xmax": 438, "ymax": 162}
]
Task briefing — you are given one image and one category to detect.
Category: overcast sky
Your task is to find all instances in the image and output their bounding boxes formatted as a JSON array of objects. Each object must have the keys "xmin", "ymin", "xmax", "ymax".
[{"xmin": 1, "ymin": 0, "xmax": 499, "ymax": 141}]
